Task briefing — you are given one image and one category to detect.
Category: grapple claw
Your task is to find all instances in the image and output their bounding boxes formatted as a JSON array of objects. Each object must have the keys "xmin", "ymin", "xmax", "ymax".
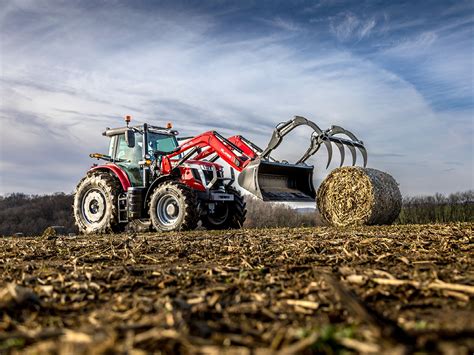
[
  {"xmin": 331, "ymin": 138, "xmax": 345, "ymax": 167},
  {"xmin": 327, "ymin": 125, "xmax": 367, "ymax": 167},
  {"xmin": 242, "ymin": 116, "xmax": 368, "ymax": 202},
  {"xmin": 329, "ymin": 125, "xmax": 359, "ymax": 141},
  {"xmin": 346, "ymin": 141, "xmax": 357, "ymax": 166},
  {"xmin": 358, "ymin": 145, "xmax": 368, "ymax": 167},
  {"xmin": 323, "ymin": 138, "xmax": 333, "ymax": 169}
]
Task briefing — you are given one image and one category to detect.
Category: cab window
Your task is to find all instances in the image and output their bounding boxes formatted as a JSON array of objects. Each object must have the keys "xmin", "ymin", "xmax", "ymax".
[
  {"xmin": 147, "ymin": 133, "xmax": 178, "ymax": 154},
  {"xmin": 116, "ymin": 133, "xmax": 143, "ymax": 163}
]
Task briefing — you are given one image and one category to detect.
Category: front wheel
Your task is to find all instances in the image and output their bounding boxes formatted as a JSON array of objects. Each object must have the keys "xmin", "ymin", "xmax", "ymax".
[
  {"xmin": 148, "ymin": 181, "xmax": 199, "ymax": 232},
  {"xmin": 201, "ymin": 187, "xmax": 246, "ymax": 230},
  {"xmin": 73, "ymin": 172, "xmax": 124, "ymax": 234}
]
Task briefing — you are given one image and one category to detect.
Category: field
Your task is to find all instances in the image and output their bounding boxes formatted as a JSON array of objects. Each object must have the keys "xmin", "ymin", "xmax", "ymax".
[{"xmin": 0, "ymin": 224, "xmax": 473, "ymax": 354}]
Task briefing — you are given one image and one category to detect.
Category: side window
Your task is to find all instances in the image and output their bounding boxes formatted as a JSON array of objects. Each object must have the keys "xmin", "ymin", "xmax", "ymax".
[{"xmin": 115, "ymin": 133, "xmax": 143, "ymax": 164}]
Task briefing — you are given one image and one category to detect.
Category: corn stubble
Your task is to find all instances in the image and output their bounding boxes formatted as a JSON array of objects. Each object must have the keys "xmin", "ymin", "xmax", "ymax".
[{"xmin": 0, "ymin": 224, "xmax": 472, "ymax": 353}]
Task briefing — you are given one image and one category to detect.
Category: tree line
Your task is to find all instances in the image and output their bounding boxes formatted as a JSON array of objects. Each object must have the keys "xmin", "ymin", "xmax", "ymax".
[
  {"xmin": 0, "ymin": 190, "xmax": 472, "ymax": 236},
  {"xmin": 0, "ymin": 193, "xmax": 76, "ymax": 236},
  {"xmin": 396, "ymin": 190, "xmax": 473, "ymax": 224}
]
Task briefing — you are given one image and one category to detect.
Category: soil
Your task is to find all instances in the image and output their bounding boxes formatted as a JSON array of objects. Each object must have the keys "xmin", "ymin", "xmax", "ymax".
[{"xmin": 0, "ymin": 224, "xmax": 473, "ymax": 354}]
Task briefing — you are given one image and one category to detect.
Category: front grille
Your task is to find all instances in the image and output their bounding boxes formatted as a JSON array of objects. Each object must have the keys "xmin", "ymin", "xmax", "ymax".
[{"xmin": 192, "ymin": 168, "xmax": 223, "ymax": 185}]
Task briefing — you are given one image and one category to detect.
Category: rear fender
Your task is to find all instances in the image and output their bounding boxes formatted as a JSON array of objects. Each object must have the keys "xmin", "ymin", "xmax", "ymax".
[{"xmin": 89, "ymin": 164, "xmax": 131, "ymax": 191}]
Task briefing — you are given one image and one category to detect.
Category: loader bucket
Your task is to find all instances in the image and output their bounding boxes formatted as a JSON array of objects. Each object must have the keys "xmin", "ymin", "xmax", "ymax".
[{"xmin": 238, "ymin": 159, "xmax": 316, "ymax": 202}]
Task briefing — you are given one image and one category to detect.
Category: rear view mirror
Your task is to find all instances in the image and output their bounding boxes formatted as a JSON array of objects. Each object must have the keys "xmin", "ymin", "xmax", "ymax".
[{"xmin": 125, "ymin": 129, "xmax": 135, "ymax": 148}]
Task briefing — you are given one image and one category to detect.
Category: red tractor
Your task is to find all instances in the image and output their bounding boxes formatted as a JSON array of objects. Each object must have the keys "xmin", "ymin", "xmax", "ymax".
[{"xmin": 74, "ymin": 116, "xmax": 367, "ymax": 233}]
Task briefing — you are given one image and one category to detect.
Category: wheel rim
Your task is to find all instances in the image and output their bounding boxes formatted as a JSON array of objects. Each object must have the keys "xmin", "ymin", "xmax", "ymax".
[
  {"xmin": 208, "ymin": 204, "xmax": 229, "ymax": 225},
  {"xmin": 156, "ymin": 193, "xmax": 180, "ymax": 226},
  {"xmin": 81, "ymin": 188, "xmax": 106, "ymax": 224}
]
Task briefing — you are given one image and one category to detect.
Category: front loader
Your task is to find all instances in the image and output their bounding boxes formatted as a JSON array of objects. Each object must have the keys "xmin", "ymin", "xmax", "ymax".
[{"xmin": 73, "ymin": 115, "xmax": 367, "ymax": 233}]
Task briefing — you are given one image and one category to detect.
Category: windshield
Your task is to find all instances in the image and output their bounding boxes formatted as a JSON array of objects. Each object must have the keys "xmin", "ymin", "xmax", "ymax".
[{"xmin": 147, "ymin": 132, "xmax": 178, "ymax": 154}]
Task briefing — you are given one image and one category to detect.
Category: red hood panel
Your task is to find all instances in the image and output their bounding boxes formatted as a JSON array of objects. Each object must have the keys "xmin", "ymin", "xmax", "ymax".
[{"xmin": 172, "ymin": 159, "xmax": 223, "ymax": 170}]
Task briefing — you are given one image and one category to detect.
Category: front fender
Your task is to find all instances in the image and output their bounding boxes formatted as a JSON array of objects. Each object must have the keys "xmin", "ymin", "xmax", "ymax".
[{"xmin": 89, "ymin": 164, "xmax": 131, "ymax": 191}]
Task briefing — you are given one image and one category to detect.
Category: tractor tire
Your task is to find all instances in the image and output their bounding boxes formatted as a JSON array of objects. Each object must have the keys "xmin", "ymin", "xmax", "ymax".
[
  {"xmin": 148, "ymin": 181, "xmax": 199, "ymax": 232},
  {"xmin": 201, "ymin": 187, "xmax": 246, "ymax": 230},
  {"xmin": 74, "ymin": 171, "xmax": 125, "ymax": 234}
]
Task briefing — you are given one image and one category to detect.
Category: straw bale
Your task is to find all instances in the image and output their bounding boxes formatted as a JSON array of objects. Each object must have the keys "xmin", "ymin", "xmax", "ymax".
[{"xmin": 317, "ymin": 167, "xmax": 401, "ymax": 226}]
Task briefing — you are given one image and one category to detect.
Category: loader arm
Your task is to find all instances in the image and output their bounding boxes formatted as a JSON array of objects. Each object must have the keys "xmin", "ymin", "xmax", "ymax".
[
  {"xmin": 165, "ymin": 131, "xmax": 251, "ymax": 172},
  {"xmin": 228, "ymin": 135, "xmax": 262, "ymax": 158},
  {"xmin": 193, "ymin": 135, "xmax": 261, "ymax": 161}
]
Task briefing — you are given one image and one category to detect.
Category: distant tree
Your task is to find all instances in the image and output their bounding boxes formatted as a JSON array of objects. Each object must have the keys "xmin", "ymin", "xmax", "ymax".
[
  {"xmin": 244, "ymin": 196, "xmax": 321, "ymax": 228},
  {"xmin": 396, "ymin": 190, "xmax": 473, "ymax": 224},
  {"xmin": 0, "ymin": 193, "xmax": 76, "ymax": 236}
]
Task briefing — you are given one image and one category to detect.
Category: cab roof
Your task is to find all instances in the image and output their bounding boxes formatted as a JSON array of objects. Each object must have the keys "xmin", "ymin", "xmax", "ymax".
[{"xmin": 103, "ymin": 124, "xmax": 178, "ymax": 137}]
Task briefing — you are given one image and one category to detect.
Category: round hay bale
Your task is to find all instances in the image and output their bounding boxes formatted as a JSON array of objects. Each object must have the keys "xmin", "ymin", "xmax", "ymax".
[{"xmin": 316, "ymin": 167, "xmax": 401, "ymax": 227}]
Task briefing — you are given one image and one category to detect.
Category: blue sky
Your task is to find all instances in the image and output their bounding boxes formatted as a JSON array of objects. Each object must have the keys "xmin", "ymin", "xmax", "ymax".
[{"xmin": 0, "ymin": 0, "xmax": 472, "ymax": 195}]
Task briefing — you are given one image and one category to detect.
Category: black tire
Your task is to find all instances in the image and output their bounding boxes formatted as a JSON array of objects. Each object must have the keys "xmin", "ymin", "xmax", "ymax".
[
  {"xmin": 201, "ymin": 187, "xmax": 246, "ymax": 230},
  {"xmin": 73, "ymin": 171, "xmax": 125, "ymax": 234},
  {"xmin": 148, "ymin": 181, "xmax": 199, "ymax": 232}
]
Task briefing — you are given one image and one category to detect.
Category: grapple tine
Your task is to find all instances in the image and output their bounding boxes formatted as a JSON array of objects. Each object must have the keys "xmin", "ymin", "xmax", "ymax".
[
  {"xmin": 346, "ymin": 141, "xmax": 357, "ymax": 166},
  {"xmin": 330, "ymin": 125, "xmax": 360, "ymax": 142},
  {"xmin": 358, "ymin": 145, "xmax": 368, "ymax": 167},
  {"xmin": 323, "ymin": 138, "xmax": 333, "ymax": 169},
  {"xmin": 331, "ymin": 138, "xmax": 345, "ymax": 167}
]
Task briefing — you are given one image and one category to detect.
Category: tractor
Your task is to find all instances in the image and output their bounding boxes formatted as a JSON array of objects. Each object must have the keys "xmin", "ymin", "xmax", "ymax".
[{"xmin": 73, "ymin": 115, "xmax": 367, "ymax": 233}]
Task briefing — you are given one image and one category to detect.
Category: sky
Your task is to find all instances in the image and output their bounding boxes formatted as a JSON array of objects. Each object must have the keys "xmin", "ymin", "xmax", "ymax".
[{"xmin": 0, "ymin": 0, "xmax": 473, "ymax": 196}]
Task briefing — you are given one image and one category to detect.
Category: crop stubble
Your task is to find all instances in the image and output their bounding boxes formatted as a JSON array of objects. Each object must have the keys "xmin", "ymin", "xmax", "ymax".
[{"xmin": 0, "ymin": 224, "xmax": 472, "ymax": 353}]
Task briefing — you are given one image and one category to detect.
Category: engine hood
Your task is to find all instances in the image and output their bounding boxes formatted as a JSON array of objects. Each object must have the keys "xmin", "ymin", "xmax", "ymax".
[{"xmin": 174, "ymin": 159, "xmax": 223, "ymax": 170}]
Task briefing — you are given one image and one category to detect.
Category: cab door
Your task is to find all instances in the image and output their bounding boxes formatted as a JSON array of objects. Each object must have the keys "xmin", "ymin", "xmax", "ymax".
[{"xmin": 114, "ymin": 133, "xmax": 143, "ymax": 186}]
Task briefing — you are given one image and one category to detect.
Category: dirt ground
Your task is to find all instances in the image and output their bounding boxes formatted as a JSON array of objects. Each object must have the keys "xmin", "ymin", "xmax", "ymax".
[{"xmin": 0, "ymin": 224, "xmax": 473, "ymax": 354}]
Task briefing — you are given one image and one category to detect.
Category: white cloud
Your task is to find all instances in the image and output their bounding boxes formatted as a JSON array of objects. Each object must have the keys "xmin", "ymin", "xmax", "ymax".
[
  {"xmin": 359, "ymin": 18, "xmax": 376, "ymax": 39},
  {"xmin": 330, "ymin": 13, "xmax": 360, "ymax": 41},
  {"xmin": 383, "ymin": 31, "xmax": 438, "ymax": 56},
  {"xmin": 264, "ymin": 16, "xmax": 301, "ymax": 32},
  {"xmin": 329, "ymin": 12, "xmax": 377, "ymax": 41},
  {"xmin": 0, "ymin": 2, "xmax": 472, "ymax": 195}
]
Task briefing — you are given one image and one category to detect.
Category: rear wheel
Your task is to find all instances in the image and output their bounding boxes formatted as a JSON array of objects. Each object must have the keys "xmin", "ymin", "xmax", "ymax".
[
  {"xmin": 74, "ymin": 172, "xmax": 124, "ymax": 234},
  {"xmin": 149, "ymin": 181, "xmax": 199, "ymax": 232},
  {"xmin": 201, "ymin": 187, "xmax": 246, "ymax": 230}
]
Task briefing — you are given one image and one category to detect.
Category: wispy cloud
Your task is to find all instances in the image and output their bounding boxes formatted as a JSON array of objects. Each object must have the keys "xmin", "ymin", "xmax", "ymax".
[
  {"xmin": 0, "ymin": 0, "xmax": 472, "ymax": 195},
  {"xmin": 382, "ymin": 31, "xmax": 438, "ymax": 56},
  {"xmin": 330, "ymin": 12, "xmax": 377, "ymax": 41},
  {"xmin": 264, "ymin": 16, "xmax": 302, "ymax": 32}
]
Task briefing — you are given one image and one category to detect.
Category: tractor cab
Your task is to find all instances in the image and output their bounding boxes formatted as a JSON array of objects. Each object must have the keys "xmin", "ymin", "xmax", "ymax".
[
  {"xmin": 79, "ymin": 117, "xmax": 240, "ymax": 234},
  {"xmin": 103, "ymin": 124, "xmax": 179, "ymax": 186}
]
